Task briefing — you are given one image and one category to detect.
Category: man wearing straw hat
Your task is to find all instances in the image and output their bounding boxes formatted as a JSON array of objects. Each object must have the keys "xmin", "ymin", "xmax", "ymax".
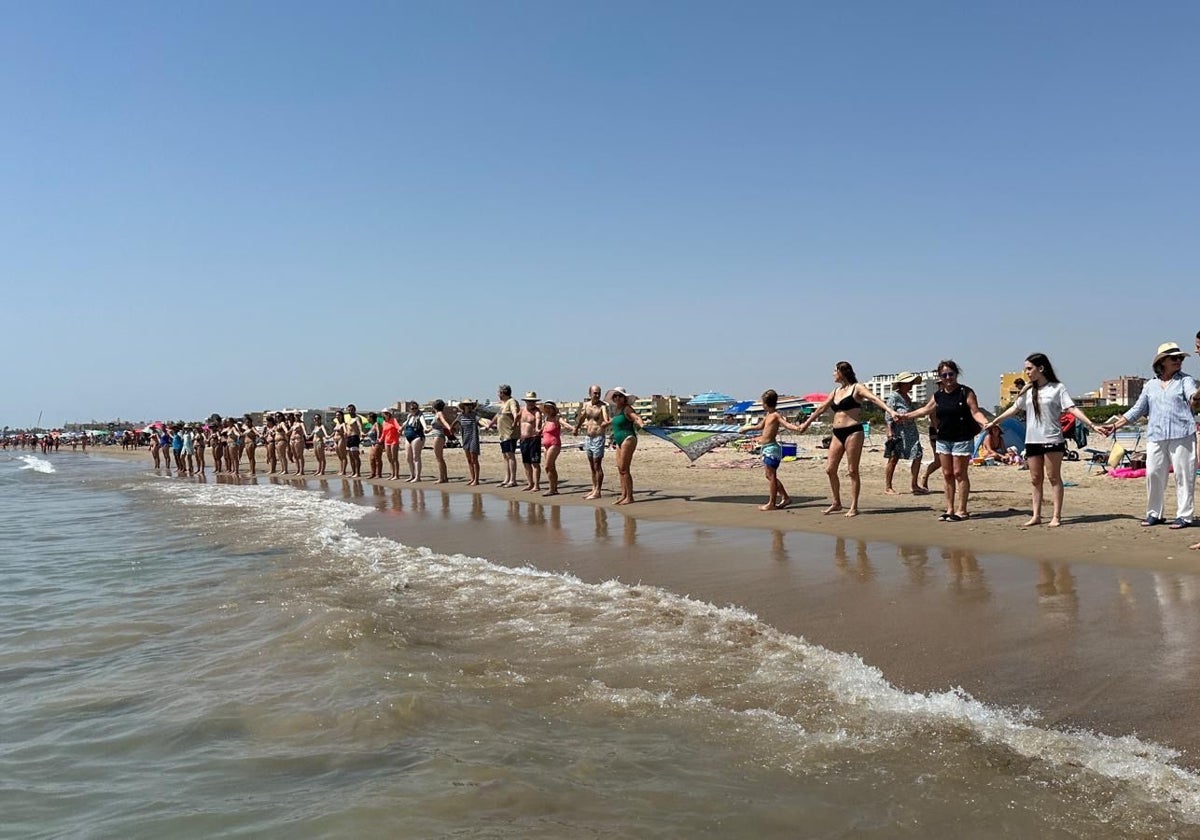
[{"xmin": 1102, "ymin": 342, "xmax": 1200, "ymax": 529}]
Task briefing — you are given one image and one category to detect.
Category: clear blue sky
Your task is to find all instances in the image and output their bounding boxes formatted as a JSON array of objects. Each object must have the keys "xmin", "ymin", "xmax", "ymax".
[{"xmin": 2, "ymin": 1, "xmax": 1197, "ymax": 427}]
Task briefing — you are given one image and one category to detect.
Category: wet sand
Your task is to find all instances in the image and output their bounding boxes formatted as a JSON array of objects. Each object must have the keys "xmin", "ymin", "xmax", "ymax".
[{"xmin": 98, "ymin": 436, "xmax": 1200, "ymax": 760}]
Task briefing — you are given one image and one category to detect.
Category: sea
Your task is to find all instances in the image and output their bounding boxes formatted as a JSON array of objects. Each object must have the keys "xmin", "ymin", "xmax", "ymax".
[{"xmin": 4, "ymin": 451, "xmax": 1200, "ymax": 839}]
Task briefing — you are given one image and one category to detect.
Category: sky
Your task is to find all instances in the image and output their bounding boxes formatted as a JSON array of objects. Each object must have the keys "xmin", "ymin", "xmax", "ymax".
[{"xmin": 2, "ymin": 1, "xmax": 1198, "ymax": 427}]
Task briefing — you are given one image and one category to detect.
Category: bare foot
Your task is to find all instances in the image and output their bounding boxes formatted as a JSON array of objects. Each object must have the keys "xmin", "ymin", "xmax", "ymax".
[
  {"xmin": 884, "ymin": 488, "xmax": 898, "ymax": 495},
  {"xmin": 1190, "ymin": 542, "xmax": 1200, "ymax": 551},
  {"xmin": 776, "ymin": 496, "xmax": 791, "ymax": 509},
  {"xmin": 583, "ymin": 492, "xmax": 599, "ymax": 500},
  {"xmin": 543, "ymin": 491, "xmax": 559, "ymax": 496},
  {"xmin": 823, "ymin": 503, "xmax": 843, "ymax": 515},
  {"xmin": 912, "ymin": 487, "xmax": 930, "ymax": 495},
  {"xmin": 1047, "ymin": 518, "xmax": 1062, "ymax": 528},
  {"xmin": 759, "ymin": 503, "xmax": 777, "ymax": 511},
  {"xmin": 1022, "ymin": 518, "xmax": 1041, "ymax": 527},
  {"xmin": 844, "ymin": 509, "xmax": 859, "ymax": 518}
]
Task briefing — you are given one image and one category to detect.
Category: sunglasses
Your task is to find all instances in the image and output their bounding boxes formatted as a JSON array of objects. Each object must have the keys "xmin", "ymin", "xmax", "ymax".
[{"xmin": 939, "ymin": 372, "xmax": 957, "ymax": 379}]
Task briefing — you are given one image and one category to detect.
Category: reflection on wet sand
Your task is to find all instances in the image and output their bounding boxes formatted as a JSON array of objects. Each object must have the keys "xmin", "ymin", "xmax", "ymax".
[
  {"xmin": 942, "ymin": 548, "xmax": 988, "ymax": 599},
  {"xmin": 834, "ymin": 537, "xmax": 875, "ymax": 582},
  {"xmin": 1036, "ymin": 562, "xmax": 1078, "ymax": 624},
  {"xmin": 1153, "ymin": 573, "xmax": 1200, "ymax": 684},
  {"xmin": 897, "ymin": 545, "xmax": 928, "ymax": 585},
  {"xmin": 594, "ymin": 507, "xmax": 609, "ymax": 540},
  {"xmin": 771, "ymin": 530, "xmax": 788, "ymax": 563},
  {"xmin": 470, "ymin": 494, "xmax": 485, "ymax": 521}
]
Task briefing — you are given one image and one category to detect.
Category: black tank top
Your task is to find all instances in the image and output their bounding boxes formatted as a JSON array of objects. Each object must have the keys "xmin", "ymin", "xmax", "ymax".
[{"xmin": 933, "ymin": 386, "xmax": 978, "ymax": 442}]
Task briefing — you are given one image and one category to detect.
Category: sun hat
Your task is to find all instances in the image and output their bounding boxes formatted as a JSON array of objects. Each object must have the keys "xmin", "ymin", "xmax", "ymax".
[
  {"xmin": 605, "ymin": 386, "xmax": 637, "ymax": 402},
  {"xmin": 524, "ymin": 391, "xmax": 538, "ymax": 401},
  {"xmin": 894, "ymin": 371, "xmax": 922, "ymax": 385},
  {"xmin": 541, "ymin": 400, "xmax": 557, "ymax": 409},
  {"xmin": 458, "ymin": 397, "xmax": 477, "ymax": 406},
  {"xmin": 1153, "ymin": 342, "xmax": 1190, "ymax": 366}
]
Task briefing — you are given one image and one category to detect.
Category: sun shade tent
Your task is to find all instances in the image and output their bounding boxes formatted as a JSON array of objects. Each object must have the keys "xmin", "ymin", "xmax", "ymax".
[{"xmin": 972, "ymin": 417, "xmax": 1026, "ymax": 458}]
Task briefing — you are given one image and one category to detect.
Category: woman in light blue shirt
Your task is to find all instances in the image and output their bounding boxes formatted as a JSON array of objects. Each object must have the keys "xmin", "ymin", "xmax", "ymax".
[{"xmin": 1102, "ymin": 342, "xmax": 1200, "ymax": 528}]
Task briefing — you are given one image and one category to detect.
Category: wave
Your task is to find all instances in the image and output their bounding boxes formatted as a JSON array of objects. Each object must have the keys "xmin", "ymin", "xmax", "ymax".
[
  {"xmin": 17, "ymin": 455, "xmax": 56, "ymax": 474},
  {"xmin": 148, "ymin": 479, "xmax": 1200, "ymax": 826}
]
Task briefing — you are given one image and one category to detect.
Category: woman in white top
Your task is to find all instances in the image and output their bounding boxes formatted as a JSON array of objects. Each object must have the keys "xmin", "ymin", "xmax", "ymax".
[{"xmin": 988, "ymin": 353, "xmax": 1101, "ymax": 527}]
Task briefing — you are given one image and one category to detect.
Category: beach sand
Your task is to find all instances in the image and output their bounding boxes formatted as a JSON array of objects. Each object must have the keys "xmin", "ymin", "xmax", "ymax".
[{"xmin": 97, "ymin": 434, "xmax": 1200, "ymax": 760}]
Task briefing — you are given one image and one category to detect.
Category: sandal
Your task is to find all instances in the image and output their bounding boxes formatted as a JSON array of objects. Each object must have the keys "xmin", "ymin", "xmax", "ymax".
[
  {"xmin": 1170, "ymin": 518, "xmax": 1193, "ymax": 530},
  {"xmin": 1141, "ymin": 516, "xmax": 1164, "ymax": 527},
  {"xmin": 947, "ymin": 513, "xmax": 966, "ymax": 522},
  {"xmin": 938, "ymin": 512, "xmax": 953, "ymax": 522}
]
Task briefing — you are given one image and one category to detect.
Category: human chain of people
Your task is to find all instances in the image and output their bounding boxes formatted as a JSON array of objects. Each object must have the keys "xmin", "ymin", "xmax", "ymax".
[{"xmin": 10, "ymin": 339, "xmax": 1200, "ymax": 549}]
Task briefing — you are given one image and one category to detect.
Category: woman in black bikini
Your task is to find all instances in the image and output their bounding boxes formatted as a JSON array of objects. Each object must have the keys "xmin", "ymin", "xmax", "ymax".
[{"xmin": 797, "ymin": 361, "xmax": 899, "ymax": 517}]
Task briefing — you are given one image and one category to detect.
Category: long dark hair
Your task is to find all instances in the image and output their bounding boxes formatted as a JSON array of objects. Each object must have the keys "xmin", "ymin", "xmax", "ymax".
[
  {"xmin": 1025, "ymin": 352, "xmax": 1060, "ymax": 421},
  {"xmin": 836, "ymin": 361, "xmax": 858, "ymax": 385}
]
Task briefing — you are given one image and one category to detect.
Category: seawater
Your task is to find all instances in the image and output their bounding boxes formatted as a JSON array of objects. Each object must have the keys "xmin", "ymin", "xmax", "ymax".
[{"xmin": 3, "ymin": 454, "xmax": 1200, "ymax": 838}]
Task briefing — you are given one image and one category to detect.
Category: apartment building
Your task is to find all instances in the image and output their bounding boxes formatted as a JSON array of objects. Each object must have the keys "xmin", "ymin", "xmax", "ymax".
[{"xmin": 864, "ymin": 371, "xmax": 936, "ymax": 405}]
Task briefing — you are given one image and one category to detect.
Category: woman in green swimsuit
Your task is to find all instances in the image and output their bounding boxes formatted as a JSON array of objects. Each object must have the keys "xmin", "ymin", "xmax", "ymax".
[{"xmin": 607, "ymin": 387, "xmax": 646, "ymax": 505}]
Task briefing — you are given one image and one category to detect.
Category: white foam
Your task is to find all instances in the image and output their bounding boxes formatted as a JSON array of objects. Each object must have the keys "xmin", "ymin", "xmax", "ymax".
[
  {"xmin": 18, "ymin": 455, "xmax": 56, "ymax": 474},
  {"xmin": 149, "ymin": 479, "xmax": 1200, "ymax": 822}
]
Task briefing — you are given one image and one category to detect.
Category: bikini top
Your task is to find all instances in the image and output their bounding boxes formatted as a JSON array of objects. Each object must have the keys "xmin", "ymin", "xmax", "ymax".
[{"xmin": 831, "ymin": 388, "xmax": 861, "ymax": 412}]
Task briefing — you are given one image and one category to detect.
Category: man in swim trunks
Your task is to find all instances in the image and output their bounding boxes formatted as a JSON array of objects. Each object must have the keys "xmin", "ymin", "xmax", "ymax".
[
  {"xmin": 486, "ymin": 385, "xmax": 521, "ymax": 487},
  {"xmin": 573, "ymin": 384, "xmax": 611, "ymax": 499},
  {"xmin": 741, "ymin": 389, "xmax": 804, "ymax": 510},
  {"xmin": 343, "ymin": 404, "xmax": 364, "ymax": 478},
  {"xmin": 518, "ymin": 391, "xmax": 543, "ymax": 491}
]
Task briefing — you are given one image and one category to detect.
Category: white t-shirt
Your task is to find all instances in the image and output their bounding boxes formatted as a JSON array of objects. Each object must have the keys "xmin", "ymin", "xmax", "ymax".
[{"xmin": 1016, "ymin": 382, "xmax": 1075, "ymax": 444}]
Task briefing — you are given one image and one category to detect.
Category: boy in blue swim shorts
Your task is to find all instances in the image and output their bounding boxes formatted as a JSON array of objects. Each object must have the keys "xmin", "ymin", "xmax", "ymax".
[{"xmin": 741, "ymin": 389, "xmax": 804, "ymax": 510}]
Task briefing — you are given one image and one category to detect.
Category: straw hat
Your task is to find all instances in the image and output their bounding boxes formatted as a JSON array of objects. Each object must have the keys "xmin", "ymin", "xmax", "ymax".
[
  {"xmin": 524, "ymin": 391, "xmax": 538, "ymax": 401},
  {"xmin": 894, "ymin": 371, "xmax": 922, "ymax": 385},
  {"xmin": 1153, "ymin": 342, "xmax": 1190, "ymax": 366},
  {"xmin": 541, "ymin": 400, "xmax": 557, "ymax": 410},
  {"xmin": 458, "ymin": 397, "xmax": 478, "ymax": 407}
]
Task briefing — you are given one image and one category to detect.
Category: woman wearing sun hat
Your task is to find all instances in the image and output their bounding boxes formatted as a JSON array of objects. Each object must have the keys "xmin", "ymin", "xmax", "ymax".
[
  {"xmin": 1101, "ymin": 342, "xmax": 1200, "ymax": 528},
  {"xmin": 606, "ymin": 387, "xmax": 646, "ymax": 505}
]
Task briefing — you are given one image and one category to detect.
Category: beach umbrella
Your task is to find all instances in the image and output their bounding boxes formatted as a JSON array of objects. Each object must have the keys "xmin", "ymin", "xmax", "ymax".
[{"xmin": 801, "ymin": 391, "xmax": 830, "ymax": 404}]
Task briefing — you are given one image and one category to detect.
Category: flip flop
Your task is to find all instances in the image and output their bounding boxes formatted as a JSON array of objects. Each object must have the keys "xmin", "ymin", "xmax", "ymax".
[
  {"xmin": 947, "ymin": 513, "xmax": 966, "ymax": 522},
  {"xmin": 938, "ymin": 512, "xmax": 953, "ymax": 522}
]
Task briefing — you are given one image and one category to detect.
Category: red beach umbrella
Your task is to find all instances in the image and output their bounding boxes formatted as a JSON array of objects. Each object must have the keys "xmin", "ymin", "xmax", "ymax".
[{"xmin": 801, "ymin": 392, "xmax": 831, "ymax": 404}]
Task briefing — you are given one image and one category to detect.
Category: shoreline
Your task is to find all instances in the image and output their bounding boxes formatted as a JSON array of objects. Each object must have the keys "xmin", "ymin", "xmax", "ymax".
[{"xmin": 82, "ymin": 434, "xmax": 1199, "ymax": 574}]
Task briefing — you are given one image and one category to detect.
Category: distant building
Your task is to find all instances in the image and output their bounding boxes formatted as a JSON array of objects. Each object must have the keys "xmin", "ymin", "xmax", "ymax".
[
  {"xmin": 1101, "ymin": 376, "xmax": 1145, "ymax": 407},
  {"xmin": 1075, "ymin": 390, "xmax": 1102, "ymax": 408},
  {"xmin": 998, "ymin": 372, "xmax": 1025, "ymax": 407},
  {"xmin": 864, "ymin": 371, "xmax": 936, "ymax": 405},
  {"xmin": 678, "ymin": 391, "xmax": 737, "ymax": 425},
  {"xmin": 632, "ymin": 394, "xmax": 679, "ymax": 424}
]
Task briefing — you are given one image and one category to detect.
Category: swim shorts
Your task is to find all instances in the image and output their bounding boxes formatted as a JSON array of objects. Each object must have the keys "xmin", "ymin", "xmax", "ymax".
[
  {"xmin": 346, "ymin": 434, "xmax": 361, "ymax": 452},
  {"xmin": 519, "ymin": 437, "xmax": 542, "ymax": 465},
  {"xmin": 500, "ymin": 438, "xmax": 518, "ymax": 455},
  {"xmin": 761, "ymin": 441, "xmax": 782, "ymax": 469},
  {"xmin": 584, "ymin": 435, "xmax": 606, "ymax": 459}
]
